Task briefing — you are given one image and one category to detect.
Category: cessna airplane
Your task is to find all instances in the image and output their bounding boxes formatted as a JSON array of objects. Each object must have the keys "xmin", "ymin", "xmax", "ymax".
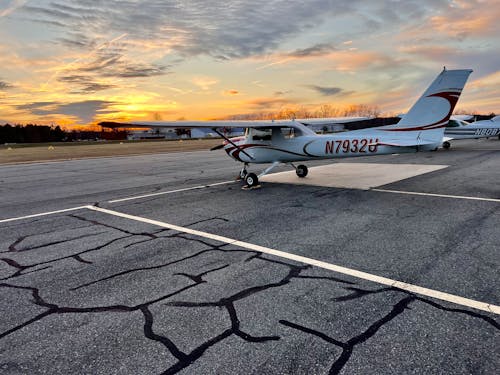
[
  {"xmin": 443, "ymin": 116, "xmax": 500, "ymax": 149},
  {"xmin": 100, "ymin": 68, "xmax": 472, "ymax": 188}
]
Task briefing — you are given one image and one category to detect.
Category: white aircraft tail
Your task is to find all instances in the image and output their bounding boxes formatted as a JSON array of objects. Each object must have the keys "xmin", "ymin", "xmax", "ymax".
[{"xmin": 382, "ymin": 68, "xmax": 472, "ymax": 134}]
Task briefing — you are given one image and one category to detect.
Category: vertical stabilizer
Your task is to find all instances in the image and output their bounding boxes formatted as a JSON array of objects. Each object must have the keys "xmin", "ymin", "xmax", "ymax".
[{"xmin": 384, "ymin": 69, "xmax": 472, "ymax": 131}]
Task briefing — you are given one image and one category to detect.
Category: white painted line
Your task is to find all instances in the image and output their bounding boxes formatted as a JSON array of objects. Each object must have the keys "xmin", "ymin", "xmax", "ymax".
[
  {"xmin": 108, "ymin": 180, "xmax": 235, "ymax": 203},
  {"xmin": 87, "ymin": 205, "xmax": 499, "ymax": 315},
  {"xmin": 372, "ymin": 189, "xmax": 500, "ymax": 203},
  {"xmin": 0, "ymin": 206, "xmax": 89, "ymax": 224}
]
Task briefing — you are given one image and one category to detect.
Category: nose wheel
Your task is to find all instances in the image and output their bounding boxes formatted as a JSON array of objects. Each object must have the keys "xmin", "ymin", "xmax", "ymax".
[{"xmin": 442, "ymin": 141, "xmax": 451, "ymax": 149}]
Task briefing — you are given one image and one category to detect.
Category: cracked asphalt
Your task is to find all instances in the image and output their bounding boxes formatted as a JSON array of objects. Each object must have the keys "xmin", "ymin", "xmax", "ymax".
[{"xmin": 0, "ymin": 138, "xmax": 499, "ymax": 374}]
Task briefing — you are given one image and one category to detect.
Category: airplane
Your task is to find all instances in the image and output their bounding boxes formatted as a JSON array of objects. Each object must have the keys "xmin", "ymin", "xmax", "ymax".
[
  {"xmin": 442, "ymin": 116, "xmax": 500, "ymax": 149},
  {"xmin": 100, "ymin": 68, "xmax": 472, "ymax": 188}
]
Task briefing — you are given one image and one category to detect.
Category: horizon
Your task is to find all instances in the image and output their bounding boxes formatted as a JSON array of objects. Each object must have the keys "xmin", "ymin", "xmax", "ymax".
[{"xmin": 0, "ymin": 0, "xmax": 498, "ymax": 128}]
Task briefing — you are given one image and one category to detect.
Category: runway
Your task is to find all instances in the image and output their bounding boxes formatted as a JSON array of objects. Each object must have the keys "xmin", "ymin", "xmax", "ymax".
[{"xmin": 1, "ymin": 138, "xmax": 499, "ymax": 374}]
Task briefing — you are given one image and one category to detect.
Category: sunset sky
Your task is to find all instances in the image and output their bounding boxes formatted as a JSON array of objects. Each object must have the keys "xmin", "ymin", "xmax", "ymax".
[{"xmin": 0, "ymin": 0, "xmax": 499, "ymax": 128}]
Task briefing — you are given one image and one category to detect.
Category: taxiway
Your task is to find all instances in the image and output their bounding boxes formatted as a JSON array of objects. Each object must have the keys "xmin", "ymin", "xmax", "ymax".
[{"xmin": 1, "ymin": 138, "xmax": 498, "ymax": 374}]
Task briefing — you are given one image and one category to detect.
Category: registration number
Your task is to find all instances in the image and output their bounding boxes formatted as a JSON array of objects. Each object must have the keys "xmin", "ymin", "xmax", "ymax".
[
  {"xmin": 325, "ymin": 139, "xmax": 379, "ymax": 154},
  {"xmin": 474, "ymin": 128, "xmax": 499, "ymax": 136}
]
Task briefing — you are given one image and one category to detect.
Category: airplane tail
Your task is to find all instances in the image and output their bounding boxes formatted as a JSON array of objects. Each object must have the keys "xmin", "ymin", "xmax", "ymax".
[{"xmin": 381, "ymin": 69, "xmax": 472, "ymax": 136}]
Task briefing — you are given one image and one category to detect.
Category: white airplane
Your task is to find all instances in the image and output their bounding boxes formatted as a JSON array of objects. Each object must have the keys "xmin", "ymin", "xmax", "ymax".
[
  {"xmin": 100, "ymin": 68, "xmax": 472, "ymax": 188},
  {"xmin": 443, "ymin": 116, "xmax": 500, "ymax": 149}
]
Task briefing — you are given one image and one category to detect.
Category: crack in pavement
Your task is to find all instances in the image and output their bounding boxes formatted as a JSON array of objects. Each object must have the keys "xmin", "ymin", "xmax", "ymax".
[
  {"xmin": 4, "ymin": 232, "xmax": 106, "ymax": 253},
  {"xmin": 280, "ymin": 296, "xmax": 415, "ymax": 374},
  {"xmin": 71, "ymin": 234, "xmax": 260, "ymax": 291},
  {"xmin": 280, "ymin": 286, "xmax": 499, "ymax": 374}
]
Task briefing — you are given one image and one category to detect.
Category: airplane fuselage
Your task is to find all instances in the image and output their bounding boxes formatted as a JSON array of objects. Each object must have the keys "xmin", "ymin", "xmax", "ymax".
[
  {"xmin": 445, "ymin": 121, "xmax": 500, "ymax": 140},
  {"xmin": 224, "ymin": 130, "xmax": 438, "ymax": 164}
]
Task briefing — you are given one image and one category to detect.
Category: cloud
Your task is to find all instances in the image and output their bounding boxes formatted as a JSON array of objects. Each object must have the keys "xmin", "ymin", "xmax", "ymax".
[
  {"xmin": 0, "ymin": 80, "xmax": 13, "ymax": 90},
  {"xmin": 18, "ymin": 1, "xmax": 360, "ymax": 60},
  {"xmin": 306, "ymin": 85, "xmax": 354, "ymax": 97},
  {"xmin": 53, "ymin": 45, "xmax": 170, "ymax": 93},
  {"xmin": 58, "ymin": 75, "xmax": 117, "ymax": 93},
  {"xmin": 400, "ymin": 45, "xmax": 500, "ymax": 78},
  {"xmin": 0, "ymin": 0, "xmax": 27, "ymax": 17},
  {"xmin": 15, "ymin": 102, "xmax": 59, "ymax": 111},
  {"xmin": 223, "ymin": 89, "xmax": 239, "ymax": 96},
  {"xmin": 245, "ymin": 97, "xmax": 297, "ymax": 109},
  {"xmin": 65, "ymin": 48, "xmax": 170, "ymax": 79},
  {"xmin": 14, "ymin": 100, "xmax": 117, "ymax": 124},
  {"xmin": 287, "ymin": 43, "xmax": 337, "ymax": 58},
  {"xmin": 192, "ymin": 76, "xmax": 218, "ymax": 90}
]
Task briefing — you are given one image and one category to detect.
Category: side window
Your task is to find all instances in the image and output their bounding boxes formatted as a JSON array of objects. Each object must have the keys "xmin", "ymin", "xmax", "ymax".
[
  {"xmin": 280, "ymin": 128, "xmax": 295, "ymax": 139},
  {"xmin": 447, "ymin": 120, "xmax": 460, "ymax": 128},
  {"xmin": 252, "ymin": 129, "xmax": 272, "ymax": 141}
]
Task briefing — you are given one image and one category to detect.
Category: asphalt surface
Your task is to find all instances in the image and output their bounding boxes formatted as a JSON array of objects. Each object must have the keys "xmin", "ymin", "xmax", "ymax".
[{"xmin": 0, "ymin": 138, "xmax": 499, "ymax": 374}]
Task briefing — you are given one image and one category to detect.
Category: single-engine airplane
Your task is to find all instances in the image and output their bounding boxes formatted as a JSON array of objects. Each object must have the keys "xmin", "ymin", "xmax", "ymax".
[
  {"xmin": 443, "ymin": 116, "xmax": 500, "ymax": 149},
  {"xmin": 100, "ymin": 68, "xmax": 472, "ymax": 188}
]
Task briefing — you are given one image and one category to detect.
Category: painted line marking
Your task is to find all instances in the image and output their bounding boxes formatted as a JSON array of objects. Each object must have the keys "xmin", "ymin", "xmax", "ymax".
[
  {"xmin": 372, "ymin": 189, "xmax": 500, "ymax": 203},
  {"xmin": 108, "ymin": 180, "xmax": 235, "ymax": 203},
  {"xmin": 0, "ymin": 206, "xmax": 89, "ymax": 223},
  {"xmin": 87, "ymin": 205, "xmax": 499, "ymax": 315}
]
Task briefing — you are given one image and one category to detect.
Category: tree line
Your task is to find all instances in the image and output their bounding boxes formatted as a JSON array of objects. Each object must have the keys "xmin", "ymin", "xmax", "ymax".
[{"xmin": 0, "ymin": 124, "xmax": 66, "ymax": 143}]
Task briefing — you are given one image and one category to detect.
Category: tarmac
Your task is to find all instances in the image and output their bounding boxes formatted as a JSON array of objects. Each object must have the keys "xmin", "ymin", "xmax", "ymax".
[{"xmin": 0, "ymin": 138, "xmax": 499, "ymax": 374}]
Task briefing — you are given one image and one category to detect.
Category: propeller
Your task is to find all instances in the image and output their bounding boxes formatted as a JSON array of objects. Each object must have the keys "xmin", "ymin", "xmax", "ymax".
[{"xmin": 210, "ymin": 143, "xmax": 225, "ymax": 151}]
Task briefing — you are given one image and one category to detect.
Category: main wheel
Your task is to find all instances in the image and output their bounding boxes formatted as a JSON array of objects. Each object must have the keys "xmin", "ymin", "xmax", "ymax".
[
  {"xmin": 442, "ymin": 141, "xmax": 451, "ymax": 149},
  {"xmin": 296, "ymin": 165, "xmax": 308, "ymax": 178},
  {"xmin": 239, "ymin": 169, "xmax": 248, "ymax": 179},
  {"xmin": 245, "ymin": 173, "xmax": 259, "ymax": 187}
]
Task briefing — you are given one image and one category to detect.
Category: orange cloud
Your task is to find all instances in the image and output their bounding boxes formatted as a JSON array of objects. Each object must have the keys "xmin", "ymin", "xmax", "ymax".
[
  {"xmin": 223, "ymin": 89, "xmax": 240, "ymax": 96},
  {"xmin": 191, "ymin": 76, "xmax": 218, "ymax": 90}
]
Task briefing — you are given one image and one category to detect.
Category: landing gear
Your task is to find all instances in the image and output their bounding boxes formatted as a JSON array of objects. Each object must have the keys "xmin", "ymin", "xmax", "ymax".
[
  {"xmin": 241, "ymin": 161, "xmax": 280, "ymax": 189},
  {"xmin": 237, "ymin": 163, "xmax": 248, "ymax": 180},
  {"xmin": 245, "ymin": 173, "xmax": 259, "ymax": 187},
  {"xmin": 442, "ymin": 141, "xmax": 451, "ymax": 149},
  {"xmin": 296, "ymin": 164, "xmax": 308, "ymax": 178},
  {"xmin": 240, "ymin": 161, "xmax": 308, "ymax": 189}
]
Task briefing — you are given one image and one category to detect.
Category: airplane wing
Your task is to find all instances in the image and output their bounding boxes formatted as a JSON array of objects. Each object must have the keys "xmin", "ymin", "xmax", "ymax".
[
  {"xmin": 295, "ymin": 117, "xmax": 372, "ymax": 126},
  {"xmin": 99, "ymin": 117, "xmax": 371, "ymax": 130},
  {"xmin": 100, "ymin": 120, "xmax": 306, "ymax": 130}
]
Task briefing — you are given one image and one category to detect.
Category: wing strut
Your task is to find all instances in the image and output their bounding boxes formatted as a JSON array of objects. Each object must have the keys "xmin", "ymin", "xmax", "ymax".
[{"xmin": 211, "ymin": 128, "xmax": 254, "ymax": 160}]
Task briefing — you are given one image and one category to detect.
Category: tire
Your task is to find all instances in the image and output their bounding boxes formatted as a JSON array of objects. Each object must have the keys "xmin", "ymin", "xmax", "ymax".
[
  {"xmin": 442, "ymin": 141, "xmax": 451, "ymax": 149},
  {"xmin": 296, "ymin": 165, "xmax": 308, "ymax": 178},
  {"xmin": 245, "ymin": 173, "xmax": 258, "ymax": 187}
]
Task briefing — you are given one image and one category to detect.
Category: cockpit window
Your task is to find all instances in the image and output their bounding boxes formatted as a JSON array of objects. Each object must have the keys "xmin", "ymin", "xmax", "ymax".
[{"xmin": 447, "ymin": 120, "xmax": 460, "ymax": 128}]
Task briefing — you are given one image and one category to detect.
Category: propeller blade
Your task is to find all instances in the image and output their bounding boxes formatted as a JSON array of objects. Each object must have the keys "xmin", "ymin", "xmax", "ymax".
[{"xmin": 210, "ymin": 143, "xmax": 224, "ymax": 151}]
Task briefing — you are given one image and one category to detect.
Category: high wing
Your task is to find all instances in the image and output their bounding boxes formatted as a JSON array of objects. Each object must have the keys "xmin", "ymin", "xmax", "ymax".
[
  {"xmin": 100, "ymin": 120, "xmax": 292, "ymax": 129},
  {"xmin": 296, "ymin": 117, "xmax": 371, "ymax": 126},
  {"xmin": 98, "ymin": 117, "xmax": 370, "ymax": 133},
  {"xmin": 99, "ymin": 120, "xmax": 315, "ymax": 137}
]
